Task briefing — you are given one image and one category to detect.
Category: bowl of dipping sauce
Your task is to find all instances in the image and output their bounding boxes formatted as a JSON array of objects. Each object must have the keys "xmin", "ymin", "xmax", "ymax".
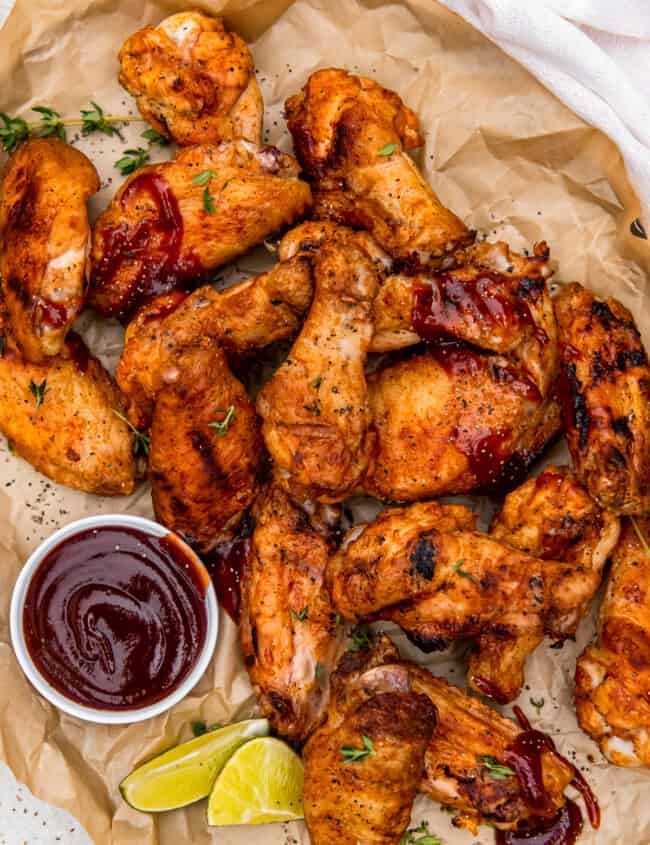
[{"xmin": 10, "ymin": 514, "xmax": 218, "ymax": 724}]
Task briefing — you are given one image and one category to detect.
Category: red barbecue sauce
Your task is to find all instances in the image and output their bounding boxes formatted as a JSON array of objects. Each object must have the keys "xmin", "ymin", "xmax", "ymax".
[
  {"xmin": 202, "ymin": 519, "xmax": 253, "ymax": 623},
  {"xmin": 23, "ymin": 526, "xmax": 208, "ymax": 711}
]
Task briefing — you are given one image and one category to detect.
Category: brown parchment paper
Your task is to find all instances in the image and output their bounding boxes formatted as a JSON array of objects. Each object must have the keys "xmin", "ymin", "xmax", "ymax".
[{"xmin": 1, "ymin": 1, "xmax": 650, "ymax": 843}]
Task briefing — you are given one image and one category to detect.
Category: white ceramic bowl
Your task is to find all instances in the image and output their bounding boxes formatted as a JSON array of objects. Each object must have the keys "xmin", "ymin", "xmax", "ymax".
[{"xmin": 10, "ymin": 514, "xmax": 218, "ymax": 725}]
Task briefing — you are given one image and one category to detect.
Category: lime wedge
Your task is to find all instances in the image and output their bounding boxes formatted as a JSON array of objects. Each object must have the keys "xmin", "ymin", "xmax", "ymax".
[
  {"xmin": 207, "ymin": 736, "xmax": 304, "ymax": 826},
  {"xmin": 120, "ymin": 719, "xmax": 270, "ymax": 812}
]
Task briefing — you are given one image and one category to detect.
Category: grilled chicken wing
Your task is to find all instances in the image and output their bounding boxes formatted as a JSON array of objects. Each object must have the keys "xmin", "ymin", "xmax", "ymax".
[
  {"xmin": 303, "ymin": 639, "xmax": 436, "ymax": 845},
  {"xmin": 575, "ymin": 517, "xmax": 650, "ymax": 766},
  {"xmin": 285, "ymin": 68, "xmax": 471, "ymax": 269},
  {"xmin": 257, "ymin": 238, "xmax": 379, "ymax": 502},
  {"xmin": 555, "ymin": 282, "xmax": 650, "ymax": 515},
  {"xmin": 149, "ymin": 340, "xmax": 260, "ymax": 551},
  {"xmin": 372, "ymin": 241, "xmax": 558, "ymax": 398},
  {"xmin": 364, "ymin": 345, "xmax": 562, "ymax": 502},
  {"xmin": 116, "ymin": 255, "xmax": 313, "ymax": 428},
  {"xmin": 89, "ymin": 141, "xmax": 312, "ymax": 319},
  {"xmin": 239, "ymin": 485, "xmax": 345, "ymax": 742},
  {"xmin": 278, "ymin": 220, "xmax": 392, "ymax": 273},
  {"xmin": 118, "ymin": 12, "xmax": 262, "ymax": 146},
  {"xmin": 491, "ymin": 465, "xmax": 620, "ymax": 637},
  {"xmin": 0, "ymin": 138, "xmax": 99, "ymax": 363},
  {"xmin": 0, "ymin": 325, "xmax": 135, "ymax": 496}
]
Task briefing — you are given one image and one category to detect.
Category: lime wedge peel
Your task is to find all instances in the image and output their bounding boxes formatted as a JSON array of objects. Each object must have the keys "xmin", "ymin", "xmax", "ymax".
[
  {"xmin": 207, "ymin": 736, "xmax": 304, "ymax": 826},
  {"xmin": 120, "ymin": 718, "xmax": 270, "ymax": 812}
]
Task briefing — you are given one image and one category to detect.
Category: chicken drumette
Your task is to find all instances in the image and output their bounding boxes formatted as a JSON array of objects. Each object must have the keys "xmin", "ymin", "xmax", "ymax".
[
  {"xmin": 119, "ymin": 11, "xmax": 263, "ymax": 146},
  {"xmin": 0, "ymin": 138, "xmax": 99, "ymax": 363}
]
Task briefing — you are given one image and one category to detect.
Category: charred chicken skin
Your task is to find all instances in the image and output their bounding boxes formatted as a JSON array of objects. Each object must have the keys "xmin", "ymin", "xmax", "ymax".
[
  {"xmin": 555, "ymin": 282, "xmax": 650, "ymax": 515},
  {"xmin": 89, "ymin": 141, "xmax": 312, "ymax": 319},
  {"xmin": 0, "ymin": 138, "xmax": 99, "ymax": 363},
  {"xmin": 285, "ymin": 68, "xmax": 472, "ymax": 269},
  {"xmin": 118, "ymin": 11, "xmax": 262, "ymax": 146},
  {"xmin": 239, "ymin": 485, "xmax": 346, "ymax": 742},
  {"xmin": 575, "ymin": 517, "xmax": 650, "ymax": 767},
  {"xmin": 302, "ymin": 638, "xmax": 436, "ymax": 845}
]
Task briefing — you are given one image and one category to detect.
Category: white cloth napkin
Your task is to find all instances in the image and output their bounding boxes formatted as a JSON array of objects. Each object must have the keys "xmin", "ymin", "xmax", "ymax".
[{"xmin": 438, "ymin": 0, "xmax": 650, "ymax": 235}]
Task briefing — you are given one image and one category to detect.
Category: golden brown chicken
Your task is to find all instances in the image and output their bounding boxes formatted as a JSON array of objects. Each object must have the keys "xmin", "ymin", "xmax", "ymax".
[
  {"xmin": 257, "ymin": 238, "xmax": 379, "ymax": 503},
  {"xmin": 149, "ymin": 340, "xmax": 260, "ymax": 551},
  {"xmin": 490, "ymin": 465, "xmax": 620, "ymax": 637},
  {"xmin": 89, "ymin": 141, "xmax": 312, "ymax": 319},
  {"xmin": 0, "ymin": 138, "xmax": 99, "ymax": 363},
  {"xmin": 0, "ymin": 321, "xmax": 135, "ymax": 496},
  {"xmin": 116, "ymin": 255, "xmax": 313, "ymax": 428},
  {"xmin": 363, "ymin": 345, "xmax": 562, "ymax": 502},
  {"xmin": 239, "ymin": 485, "xmax": 346, "ymax": 742},
  {"xmin": 302, "ymin": 638, "xmax": 436, "ymax": 845},
  {"xmin": 575, "ymin": 516, "xmax": 650, "ymax": 767},
  {"xmin": 278, "ymin": 219, "xmax": 392, "ymax": 274},
  {"xmin": 285, "ymin": 68, "xmax": 472, "ymax": 269},
  {"xmin": 118, "ymin": 11, "xmax": 262, "ymax": 146},
  {"xmin": 555, "ymin": 282, "xmax": 650, "ymax": 515}
]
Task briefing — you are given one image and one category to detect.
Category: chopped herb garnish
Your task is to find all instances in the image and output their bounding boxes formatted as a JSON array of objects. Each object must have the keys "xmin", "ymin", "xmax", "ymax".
[
  {"xmin": 191, "ymin": 720, "xmax": 207, "ymax": 737},
  {"xmin": 141, "ymin": 127, "xmax": 169, "ymax": 146},
  {"xmin": 290, "ymin": 606, "xmax": 309, "ymax": 622},
  {"xmin": 340, "ymin": 734, "xmax": 375, "ymax": 763},
  {"xmin": 80, "ymin": 102, "xmax": 119, "ymax": 137},
  {"xmin": 451, "ymin": 559, "xmax": 480, "ymax": 585},
  {"xmin": 480, "ymin": 755, "xmax": 516, "ymax": 780},
  {"xmin": 203, "ymin": 186, "xmax": 216, "ymax": 214},
  {"xmin": 6, "ymin": 440, "xmax": 14, "ymax": 455},
  {"xmin": 333, "ymin": 612, "xmax": 344, "ymax": 628},
  {"xmin": 29, "ymin": 379, "xmax": 47, "ymax": 410},
  {"xmin": 114, "ymin": 147, "xmax": 149, "ymax": 175},
  {"xmin": 399, "ymin": 820, "xmax": 442, "ymax": 845},
  {"xmin": 32, "ymin": 106, "xmax": 65, "ymax": 140},
  {"xmin": 315, "ymin": 661, "xmax": 326, "ymax": 681},
  {"xmin": 378, "ymin": 142, "xmax": 398, "ymax": 156},
  {"xmin": 311, "ymin": 375, "xmax": 323, "ymax": 390},
  {"xmin": 208, "ymin": 405, "xmax": 235, "ymax": 436},
  {"xmin": 192, "ymin": 170, "xmax": 218, "ymax": 186},
  {"xmin": 112, "ymin": 409, "xmax": 150, "ymax": 457},
  {"xmin": 530, "ymin": 696, "xmax": 545, "ymax": 715},
  {"xmin": 348, "ymin": 623, "xmax": 373, "ymax": 652},
  {"xmin": 0, "ymin": 112, "xmax": 30, "ymax": 153},
  {"xmin": 630, "ymin": 516, "xmax": 650, "ymax": 557}
]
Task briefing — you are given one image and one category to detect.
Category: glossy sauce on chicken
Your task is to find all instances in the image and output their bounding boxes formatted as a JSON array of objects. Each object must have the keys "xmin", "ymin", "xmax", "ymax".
[{"xmin": 23, "ymin": 526, "xmax": 208, "ymax": 710}]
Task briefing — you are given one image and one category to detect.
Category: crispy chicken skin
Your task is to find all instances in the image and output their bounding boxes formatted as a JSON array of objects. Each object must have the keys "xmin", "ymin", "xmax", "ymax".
[
  {"xmin": 363, "ymin": 347, "xmax": 562, "ymax": 502},
  {"xmin": 239, "ymin": 485, "xmax": 346, "ymax": 742},
  {"xmin": 118, "ymin": 12, "xmax": 262, "ymax": 146},
  {"xmin": 302, "ymin": 641, "xmax": 436, "ymax": 845},
  {"xmin": 149, "ymin": 340, "xmax": 260, "ymax": 551},
  {"xmin": 0, "ymin": 138, "xmax": 99, "ymax": 363},
  {"xmin": 278, "ymin": 220, "xmax": 392, "ymax": 273},
  {"xmin": 89, "ymin": 141, "xmax": 312, "ymax": 319},
  {"xmin": 257, "ymin": 239, "xmax": 379, "ymax": 502},
  {"xmin": 555, "ymin": 282, "xmax": 650, "ymax": 515},
  {"xmin": 491, "ymin": 465, "xmax": 620, "ymax": 637},
  {"xmin": 285, "ymin": 68, "xmax": 472, "ymax": 269},
  {"xmin": 0, "ymin": 326, "xmax": 135, "ymax": 496},
  {"xmin": 372, "ymin": 241, "xmax": 558, "ymax": 399},
  {"xmin": 575, "ymin": 517, "xmax": 650, "ymax": 766},
  {"xmin": 328, "ymin": 501, "xmax": 547, "ymax": 702},
  {"xmin": 116, "ymin": 256, "xmax": 313, "ymax": 428}
]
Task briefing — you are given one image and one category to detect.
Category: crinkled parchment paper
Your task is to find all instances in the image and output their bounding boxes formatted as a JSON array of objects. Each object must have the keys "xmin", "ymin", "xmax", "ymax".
[{"xmin": 1, "ymin": 1, "xmax": 649, "ymax": 843}]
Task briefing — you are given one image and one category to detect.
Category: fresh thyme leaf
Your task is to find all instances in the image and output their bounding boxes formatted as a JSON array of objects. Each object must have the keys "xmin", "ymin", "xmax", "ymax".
[
  {"xmin": 191, "ymin": 720, "xmax": 207, "ymax": 737},
  {"xmin": 630, "ymin": 516, "xmax": 650, "ymax": 557},
  {"xmin": 399, "ymin": 820, "xmax": 442, "ymax": 845},
  {"xmin": 208, "ymin": 405, "xmax": 235, "ymax": 436},
  {"xmin": 340, "ymin": 734, "xmax": 375, "ymax": 763},
  {"xmin": 0, "ymin": 112, "xmax": 30, "ymax": 152},
  {"xmin": 378, "ymin": 142, "xmax": 398, "ymax": 156},
  {"xmin": 29, "ymin": 379, "xmax": 47, "ymax": 410},
  {"xmin": 141, "ymin": 127, "xmax": 169, "ymax": 146},
  {"xmin": 112, "ymin": 409, "xmax": 150, "ymax": 457},
  {"xmin": 315, "ymin": 661, "xmax": 326, "ymax": 681},
  {"xmin": 6, "ymin": 440, "xmax": 14, "ymax": 455},
  {"xmin": 192, "ymin": 169, "xmax": 218, "ymax": 186},
  {"xmin": 114, "ymin": 147, "xmax": 149, "ymax": 175},
  {"xmin": 290, "ymin": 606, "xmax": 309, "ymax": 622},
  {"xmin": 348, "ymin": 623, "xmax": 373, "ymax": 652},
  {"xmin": 32, "ymin": 106, "xmax": 65, "ymax": 140},
  {"xmin": 530, "ymin": 696, "xmax": 545, "ymax": 715},
  {"xmin": 480, "ymin": 755, "xmax": 515, "ymax": 780},
  {"xmin": 333, "ymin": 612, "xmax": 344, "ymax": 627},
  {"xmin": 311, "ymin": 375, "xmax": 323, "ymax": 390},
  {"xmin": 80, "ymin": 101, "xmax": 119, "ymax": 137},
  {"xmin": 203, "ymin": 186, "xmax": 216, "ymax": 214},
  {"xmin": 451, "ymin": 559, "xmax": 480, "ymax": 585}
]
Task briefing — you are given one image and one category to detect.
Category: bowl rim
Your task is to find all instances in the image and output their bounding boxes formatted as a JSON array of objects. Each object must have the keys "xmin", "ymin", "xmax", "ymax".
[{"xmin": 9, "ymin": 513, "xmax": 219, "ymax": 725}]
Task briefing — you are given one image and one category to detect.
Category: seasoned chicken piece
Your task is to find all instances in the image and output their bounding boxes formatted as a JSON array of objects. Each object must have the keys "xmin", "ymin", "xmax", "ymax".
[
  {"xmin": 364, "ymin": 344, "xmax": 562, "ymax": 502},
  {"xmin": 372, "ymin": 241, "xmax": 558, "ymax": 398},
  {"xmin": 285, "ymin": 68, "xmax": 472, "ymax": 269},
  {"xmin": 116, "ymin": 255, "xmax": 313, "ymax": 428},
  {"xmin": 491, "ymin": 465, "xmax": 620, "ymax": 637},
  {"xmin": 303, "ymin": 639, "xmax": 436, "ymax": 845},
  {"xmin": 257, "ymin": 239, "xmax": 379, "ymax": 502},
  {"xmin": 328, "ymin": 500, "xmax": 548, "ymax": 702},
  {"xmin": 0, "ymin": 138, "xmax": 99, "ymax": 362},
  {"xmin": 575, "ymin": 517, "xmax": 650, "ymax": 766},
  {"xmin": 239, "ymin": 485, "xmax": 346, "ymax": 742},
  {"xmin": 278, "ymin": 220, "xmax": 392, "ymax": 273},
  {"xmin": 89, "ymin": 141, "xmax": 312, "ymax": 319},
  {"xmin": 0, "ymin": 327, "xmax": 135, "ymax": 496},
  {"xmin": 555, "ymin": 282, "xmax": 650, "ymax": 515},
  {"xmin": 119, "ymin": 12, "xmax": 262, "ymax": 146},
  {"xmin": 149, "ymin": 340, "xmax": 260, "ymax": 551}
]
